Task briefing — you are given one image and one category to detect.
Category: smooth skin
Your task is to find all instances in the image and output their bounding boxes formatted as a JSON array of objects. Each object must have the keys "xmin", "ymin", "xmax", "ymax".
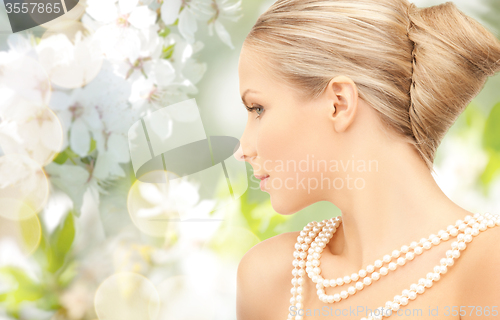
[{"xmin": 235, "ymin": 44, "xmax": 500, "ymax": 320}]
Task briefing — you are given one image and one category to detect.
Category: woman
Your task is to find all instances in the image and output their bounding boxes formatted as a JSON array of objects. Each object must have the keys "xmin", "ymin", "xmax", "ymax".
[{"xmin": 235, "ymin": 0, "xmax": 500, "ymax": 319}]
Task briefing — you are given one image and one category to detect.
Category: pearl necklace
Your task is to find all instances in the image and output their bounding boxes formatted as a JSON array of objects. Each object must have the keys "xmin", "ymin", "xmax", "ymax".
[{"xmin": 288, "ymin": 212, "xmax": 500, "ymax": 320}]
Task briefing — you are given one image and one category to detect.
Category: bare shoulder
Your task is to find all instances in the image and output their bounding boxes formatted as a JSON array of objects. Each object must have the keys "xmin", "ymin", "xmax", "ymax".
[
  {"xmin": 236, "ymin": 231, "xmax": 300, "ymax": 320},
  {"xmin": 458, "ymin": 221, "xmax": 500, "ymax": 318}
]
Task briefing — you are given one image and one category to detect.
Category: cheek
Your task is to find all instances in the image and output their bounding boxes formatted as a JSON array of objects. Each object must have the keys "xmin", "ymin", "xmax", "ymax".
[{"xmin": 258, "ymin": 113, "xmax": 330, "ymax": 167}]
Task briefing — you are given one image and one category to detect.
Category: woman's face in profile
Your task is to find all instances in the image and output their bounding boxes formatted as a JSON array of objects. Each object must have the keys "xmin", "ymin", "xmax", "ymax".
[{"xmin": 237, "ymin": 44, "xmax": 344, "ymax": 214}]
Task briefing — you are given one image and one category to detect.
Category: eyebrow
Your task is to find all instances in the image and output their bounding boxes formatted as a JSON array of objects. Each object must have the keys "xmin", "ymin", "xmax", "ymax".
[{"xmin": 241, "ymin": 89, "xmax": 259, "ymax": 106}]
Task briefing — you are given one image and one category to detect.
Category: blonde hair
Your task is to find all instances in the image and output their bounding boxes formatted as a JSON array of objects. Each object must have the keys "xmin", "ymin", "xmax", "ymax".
[{"xmin": 244, "ymin": 0, "xmax": 500, "ymax": 172}]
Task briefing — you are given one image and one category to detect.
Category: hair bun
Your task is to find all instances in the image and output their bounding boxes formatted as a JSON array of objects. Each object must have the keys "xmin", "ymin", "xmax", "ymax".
[{"xmin": 406, "ymin": 1, "xmax": 500, "ymax": 169}]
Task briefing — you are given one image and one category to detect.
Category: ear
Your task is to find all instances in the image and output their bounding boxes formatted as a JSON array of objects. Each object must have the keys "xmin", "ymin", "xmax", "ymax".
[{"xmin": 325, "ymin": 76, "xmax": 359, "ymax": 133}]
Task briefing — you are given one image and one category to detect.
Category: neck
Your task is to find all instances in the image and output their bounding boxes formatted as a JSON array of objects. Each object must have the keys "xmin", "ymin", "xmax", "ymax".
[{"xmin": 324, "ymin": 141, "xmax": 470, "ymax": 271}]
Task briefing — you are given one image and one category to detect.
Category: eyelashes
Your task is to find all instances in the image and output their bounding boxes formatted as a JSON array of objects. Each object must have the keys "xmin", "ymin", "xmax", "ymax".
[{"xmin": 245, "ymin": 104, "xmax": 265, "ymax": 119}]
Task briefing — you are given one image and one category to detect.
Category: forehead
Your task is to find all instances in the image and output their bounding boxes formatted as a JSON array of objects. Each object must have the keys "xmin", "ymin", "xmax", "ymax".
[{"xmin": 238, "ymin": 45, "xmax": 275, "ymax": 93}]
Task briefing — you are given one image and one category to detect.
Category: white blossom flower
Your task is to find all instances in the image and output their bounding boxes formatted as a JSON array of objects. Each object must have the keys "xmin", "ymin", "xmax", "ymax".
[
  {"xmin": 87, "ymin": 0, "xmax": 158, "ymax": 62},
  {"xmin": 136, "ymin": 177, "xmax": 201, "ymax": 220},
  {"xmin": 36, "ymin": 31, "xmax": 103, "ymax": 89},
  {"xmin": 0, "ymin": 94, "xmax": 63, "ymax": 166}
]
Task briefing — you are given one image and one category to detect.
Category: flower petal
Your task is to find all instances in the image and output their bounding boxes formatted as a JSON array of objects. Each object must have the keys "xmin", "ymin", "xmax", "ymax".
[
  {"xmin": 70, "ymin": 118, "xmax": 91, "ymax": 157},
  {"xmin": 214, "ymin": 20, "xmax": 234, "ymax": 49},
  {"xmin": 161, "ymin": 0, "xmax": 182, "ymax": 25},
  {"xmin": 178, "ymin": 7, "xmax": 198, "ymax": 44},
  {"xmin": 119, "ymin": 0, "xmax": 139, "ymax": 14},
  {"xmin": 129, "ymin": 6, "xmax": 157, "ymax": 29}
]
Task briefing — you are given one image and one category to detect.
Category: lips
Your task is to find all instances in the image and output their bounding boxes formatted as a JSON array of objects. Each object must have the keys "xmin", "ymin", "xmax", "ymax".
[
  {"xmin": 257, "ymin": 175, "xmax": 270, "ymax": 191},
  {"xmin": 254, "ymin": 174, "xmax": 270, "ymax": 180}
]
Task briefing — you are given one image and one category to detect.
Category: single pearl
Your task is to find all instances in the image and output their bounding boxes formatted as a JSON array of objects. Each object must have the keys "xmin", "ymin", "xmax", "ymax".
[
  {"xmin": 333, "ymin": 293, "xmax": 341, "ymax": 302},
  {"xmin": 397, "ymin": 257, "xmax": 406, "ymax": 266},
  {"xmin": 355, "ymin": 281, "xmax": 364, "ymax": 290},
  {"xmin": 439, "ymin": 265, "xmax": 448, "ymax": 274},
  {"xmin": 401, "ymin": 245, "xmax": 409, "ymax": 253},
  {"xmin": 383, "ymin": 254, "xmax": 391, "ymax": 263},
  {"xmin": 343, "ymin": 275, "xmax": 351, "ymax": 284},
  {"xmin": 379, "ymin": 267, "xmax": 388, "ymax": 275},
  {"xmin": 351, "ymin": 273, "xmax": 360, "ymax": 281},
  {"xmin": 392, "ymin": 250, "xmax": 400, "ymax": 258},
  {"xmin": 327, "ymin": 295, "xmax": 334, "ymax": 303},
  {"xmin": 416, "ymin": 285, "xmax": 425, "ymax": 294},
  {"xmin": 388, "ymin": 262, "xmax": 397, "ymax": 270},
  {"xmin": 414, "ymin": 246, "xmax": 423, "ymax": 255},
  {"xmin": 400, "ymin": 296, "xmax": 409, "ymax": 306},
  {"xmin": 329, "ymin": 279, "xmax": 336, "ymax": 287},
  {"xmin": 371, "ymin": 272, "xmax": 380, "ymax": 281},
  {"xmin": 374, "ymin": 259, "xmax": 383, "ymax": 268},
  {"xmin": 359, "ymin": 269, "xmax": 367, "ymax": 277},
  {"xmin": 322, "ymin": 279, "xmax": 330, "ymax": 287},
  {"xmin": 363, "ymin": 277, "xmax": 372, "ymax": 285},
  {"xmin": 336, "ymin": 277, "xmax": 344, "ymax": 286},
  {"xmin": 348, "ymin": 286, "xmax": 356, "ymax": 295},
  {"xmin": 406, "ymin": 252, "xmax": 415, "ymax": 260},
  {"xmin": 340, "ymin": 290, "xmax": 349, "ymax": 299},
  {"xmin": 366, "ymin": 265, "xmax": 375, "ymax": 273},
  {"xmin": 464, "ymin": 234, "xmax": 472, "ymax": 243}
]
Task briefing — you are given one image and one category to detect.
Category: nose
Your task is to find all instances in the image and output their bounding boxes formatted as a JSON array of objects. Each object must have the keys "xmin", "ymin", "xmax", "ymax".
[
  {"xmin": 234, "ymin": 135, "xmax": 256, "ymax": 163},
  {"xmin": 234, "ymin": 114, "xmax": 257, "ymax": 162},
  {"xmin": 234, "ymin": 143, "xmax": 245, "ymax": 161}
]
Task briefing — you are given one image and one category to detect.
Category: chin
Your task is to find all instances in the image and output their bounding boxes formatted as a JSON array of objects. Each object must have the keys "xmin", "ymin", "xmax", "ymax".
[{"xmin": 268, "ymin": 192, "xmax": 314, "ymax": 216}]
